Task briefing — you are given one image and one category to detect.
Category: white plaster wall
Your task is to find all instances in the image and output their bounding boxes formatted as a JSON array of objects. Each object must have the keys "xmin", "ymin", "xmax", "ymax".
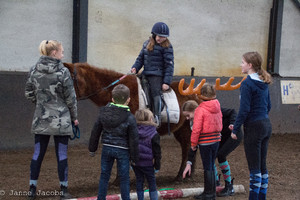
[
  {"xmin": 88, "ymin": 0, "xmax": 273, "ymax": 76},
  {"xmin": 0, "ymin": 0, "xmax": 73, "ymax": 72},
  {"xmin": 279, "ymin": 0, "xmax": 300, "ymax": 77}
]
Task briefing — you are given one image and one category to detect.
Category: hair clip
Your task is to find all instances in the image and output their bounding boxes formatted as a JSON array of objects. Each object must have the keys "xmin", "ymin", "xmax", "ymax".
[{"xmin": 46, "ymin": 40, "xmax": 49, "ymax": 44}]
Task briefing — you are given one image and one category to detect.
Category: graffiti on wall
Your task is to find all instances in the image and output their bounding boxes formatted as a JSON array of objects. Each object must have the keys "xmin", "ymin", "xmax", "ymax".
[{"xmin": 281, "ymin": 80, "xmax": 300, "ymax": 104}]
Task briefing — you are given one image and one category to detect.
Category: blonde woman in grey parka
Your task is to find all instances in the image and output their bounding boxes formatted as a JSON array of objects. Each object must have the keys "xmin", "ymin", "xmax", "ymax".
[{"xmin": 25, "ymin": 40, "xmax": 78, "ymax": 200}]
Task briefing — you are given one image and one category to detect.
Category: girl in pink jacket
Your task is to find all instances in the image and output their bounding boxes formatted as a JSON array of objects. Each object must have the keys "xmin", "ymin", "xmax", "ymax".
[{"xmin": 190, "ymin": 83, "xmax": 222, "ymax": 200}]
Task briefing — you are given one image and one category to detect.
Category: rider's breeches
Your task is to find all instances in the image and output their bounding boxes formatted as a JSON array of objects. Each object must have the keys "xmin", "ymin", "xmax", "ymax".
[
  {"xmin": 145, "ymin": 75, "xmax": 163, "ymax": 119},
  {"xmin": 244, "ymin": 118, "xmax": 271, "ymax": 200},
  {"xmin": 146, "ymin": 75, "xmax": 163, "ymax": 97},
  {"xmin": 30, "ymin": 134, "xmax": 69, "ymax": 186},
  {"xmin": 217, "ymin": 128, "xmax": 243, "ymax": 163}
]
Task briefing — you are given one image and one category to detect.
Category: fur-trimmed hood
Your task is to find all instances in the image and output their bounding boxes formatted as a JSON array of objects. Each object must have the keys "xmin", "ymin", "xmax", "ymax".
[
  {"xmin": 137, "ymin": 123, "xmax": 157, "ymax": 140},
  {"xmin": 136, "ymin": 120, "xmax": 158, "ymax": 128}
]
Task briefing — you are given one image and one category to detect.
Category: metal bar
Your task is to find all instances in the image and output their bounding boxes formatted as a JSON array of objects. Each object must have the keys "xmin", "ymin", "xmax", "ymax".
[{"xmin": 72, "ymin": 0, "xmax": 88, "ymax": 63}]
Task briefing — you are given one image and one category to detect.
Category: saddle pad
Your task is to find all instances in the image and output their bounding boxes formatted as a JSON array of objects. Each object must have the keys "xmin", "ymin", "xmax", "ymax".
[
  {"xmin": 137, "ymin": 78, "xmax": 148, "ymax": 109},
  {"xmin": 137, "ymin": 78, "xmax": 180, "ymax": 124}
]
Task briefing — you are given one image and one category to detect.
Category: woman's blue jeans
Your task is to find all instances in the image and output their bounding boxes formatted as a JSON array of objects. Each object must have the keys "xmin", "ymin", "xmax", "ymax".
[{"xmin": 97, "ymin": 145, "xmax": 130, "ymax": 200}]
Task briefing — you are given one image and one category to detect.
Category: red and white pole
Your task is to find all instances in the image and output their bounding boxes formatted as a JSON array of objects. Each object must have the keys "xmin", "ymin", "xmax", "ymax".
[{"xmin": 69, "ymin": 185, "xmax": 245, "ymax": 200}]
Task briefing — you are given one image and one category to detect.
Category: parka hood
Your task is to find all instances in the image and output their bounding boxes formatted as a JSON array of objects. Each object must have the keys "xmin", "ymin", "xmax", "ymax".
[
  {"xmin": 137, "ymin": 124, "xmax": 157, "ymax": 139},
  {"xmin": 199, "ymin": 99, "xmax": 221, "ymax": 114},
  {"xmin": 248, "ymin": 75, "xmax": 269, "ymax": 90},
  {"xmin": 99, "ymin": 103, "xmax": 130, "ymax": 128},
  {"xmin": 36, "ymin": 56, "xmax": 61, "ymax": 74}
]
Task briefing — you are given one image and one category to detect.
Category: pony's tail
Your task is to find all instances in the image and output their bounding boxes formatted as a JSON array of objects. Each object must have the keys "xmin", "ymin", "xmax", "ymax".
[{"xmin": 258, "ymin": 68, "xmax": 272, "ymax": 84}]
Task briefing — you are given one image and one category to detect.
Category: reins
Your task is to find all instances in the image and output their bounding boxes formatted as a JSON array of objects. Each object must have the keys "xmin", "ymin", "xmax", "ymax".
[
  {"xmin": 102, "ymin": 71, "xmax": 131, "ymax": 90},
  {"xmin": 70, "ymin": 122, "xmax": 80, "ymax": 140}
]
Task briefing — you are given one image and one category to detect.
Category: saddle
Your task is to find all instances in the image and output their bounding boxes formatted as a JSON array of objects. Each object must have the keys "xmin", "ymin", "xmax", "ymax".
[{"xmin": 137, "ymin": 77, "xmax": 180, "ymax": 124}]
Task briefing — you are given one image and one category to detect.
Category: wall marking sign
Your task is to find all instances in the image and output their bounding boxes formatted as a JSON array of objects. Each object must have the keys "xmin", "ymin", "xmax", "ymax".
[{"xmin": 280, "ymin": 80, "xmax": 300, "ymax": 104}]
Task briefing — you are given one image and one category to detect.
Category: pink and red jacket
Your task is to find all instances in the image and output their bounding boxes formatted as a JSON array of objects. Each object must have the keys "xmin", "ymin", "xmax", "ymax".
[{"xmin": 191, "ymin": 99, "xmax": 223, "ymax": 147}]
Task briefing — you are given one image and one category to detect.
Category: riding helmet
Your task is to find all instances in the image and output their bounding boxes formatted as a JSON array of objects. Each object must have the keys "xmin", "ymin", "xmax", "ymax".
[{"xmin": 151, "ymin": 22, "xmax": 169, "ymax": 37}]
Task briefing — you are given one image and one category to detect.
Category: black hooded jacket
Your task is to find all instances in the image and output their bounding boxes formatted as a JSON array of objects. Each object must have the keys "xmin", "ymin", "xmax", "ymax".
[{"xmin": 88, "ymin": 103, "xmax": 139, "ymax": 163}]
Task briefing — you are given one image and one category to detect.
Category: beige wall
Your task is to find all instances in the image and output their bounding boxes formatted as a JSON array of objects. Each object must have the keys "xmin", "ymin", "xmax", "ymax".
[{"xmin": 88, "ymin": 0, "xmax": 273, "ymax": 77}]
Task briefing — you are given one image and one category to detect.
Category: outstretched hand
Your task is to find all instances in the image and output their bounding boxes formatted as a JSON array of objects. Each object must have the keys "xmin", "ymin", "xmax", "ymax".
[
  {"xmin": 131, "ymin": 68, "xmax": 136, "ymax": 74},
  {"xmin": 182, "ymin": 164, "xmax": 191, "ymax": 179},
  {"xmin": 191, "ymin": 146, "xmax": 197, "ymax": 151},
  {"xmin": 162, "ymin": 84, "xmax": 170, "ymax": 91},
  {"xmin": 231, "ymin": 132, "xmax": 237, "ymax": 140},
  {"xmin": 73, "ymin": 119, "xmax": 79, "ymax": 126}
]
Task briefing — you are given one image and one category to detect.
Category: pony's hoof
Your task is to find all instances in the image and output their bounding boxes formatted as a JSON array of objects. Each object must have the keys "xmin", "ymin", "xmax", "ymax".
[{"xmin": 174, "ymin": 175, "xmax": 183, "ymax": 182}]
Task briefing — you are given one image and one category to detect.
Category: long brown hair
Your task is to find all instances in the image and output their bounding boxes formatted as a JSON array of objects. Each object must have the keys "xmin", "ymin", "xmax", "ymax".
[
  {"xmin": 182, "ymin": 100, "xmax": 198, "ymax": 112},
  {"xmin": 243, "ymin": 52, "xmax": 272, "ymax": 84},
  {"xmin": 146, "ymin": 35, "xmax": 171, "ymax": 51}
]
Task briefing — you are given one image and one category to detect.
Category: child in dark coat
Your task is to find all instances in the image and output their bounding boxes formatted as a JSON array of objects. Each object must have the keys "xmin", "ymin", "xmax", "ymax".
[
  {"xmin": 89, "ymin": 84, "xmax": 139, "ymax": 200},
  {"xmin": 132, "ymin": 109, "xmax": 161, "ymax": 200},
  {"xmin": 131, "ymin": 22, "xmax": 174, "ymax": 126}
]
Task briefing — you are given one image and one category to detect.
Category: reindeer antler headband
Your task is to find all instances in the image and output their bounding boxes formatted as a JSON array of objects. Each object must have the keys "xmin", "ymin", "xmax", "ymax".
[{"xmin": 178, "ymin": 77, "xmax": 247, "ymax": 96}]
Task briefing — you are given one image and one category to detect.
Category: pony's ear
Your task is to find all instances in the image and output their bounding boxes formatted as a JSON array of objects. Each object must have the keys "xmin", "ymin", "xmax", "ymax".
[
  {"xmin": 63, "ymin": 62, "xmax": 71, "ymax": 67},
  {"xmin": 63, "ymin": 62, "xmax": 73, "ymax": 73}
]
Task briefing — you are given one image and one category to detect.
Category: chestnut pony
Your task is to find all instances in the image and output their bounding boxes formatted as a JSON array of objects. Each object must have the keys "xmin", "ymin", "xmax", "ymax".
[{"xmin": 64, "ymin": 62, "xmax": 199, "ymax": 180}]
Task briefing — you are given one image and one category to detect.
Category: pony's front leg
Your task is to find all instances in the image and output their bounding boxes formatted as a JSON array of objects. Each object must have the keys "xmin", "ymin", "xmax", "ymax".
[{"xmin": 173, "ymin": 120, "xmax": 193, "ymax": 181}]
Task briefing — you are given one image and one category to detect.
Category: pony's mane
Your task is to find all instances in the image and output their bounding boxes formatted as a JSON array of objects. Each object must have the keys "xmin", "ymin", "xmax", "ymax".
[{"xmin": 79, "ymin": 63, "xmax": 124, "ymax": 77}]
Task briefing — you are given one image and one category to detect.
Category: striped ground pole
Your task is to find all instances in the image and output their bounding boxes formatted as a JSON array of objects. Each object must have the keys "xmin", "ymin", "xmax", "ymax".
[{"xmin": 68, "ymin": 185, "xmax": 245, "ymax": 200}]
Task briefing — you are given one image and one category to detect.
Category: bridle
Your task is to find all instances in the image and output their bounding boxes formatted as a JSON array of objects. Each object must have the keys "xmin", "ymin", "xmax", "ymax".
[
  {"xmin": 72, "ymin": 63, "xmax": 105, "ymax": 100},
  {"xmin": 71, "ymin": 63, "xmax": 132, "ymax": 101}
]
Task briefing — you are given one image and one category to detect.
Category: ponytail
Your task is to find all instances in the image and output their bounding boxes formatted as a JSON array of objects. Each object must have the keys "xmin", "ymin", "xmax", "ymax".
[
  {"xmin": 243, "ymin": 51, "xmax": 272, "ymax": 84},
  {"xmin": 39, "ymin": 40, "xmax": 61, "ymax": 56},
  {"xmin": 259, "ymin": 68, "xmax": 272, "ymax": 84}
]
